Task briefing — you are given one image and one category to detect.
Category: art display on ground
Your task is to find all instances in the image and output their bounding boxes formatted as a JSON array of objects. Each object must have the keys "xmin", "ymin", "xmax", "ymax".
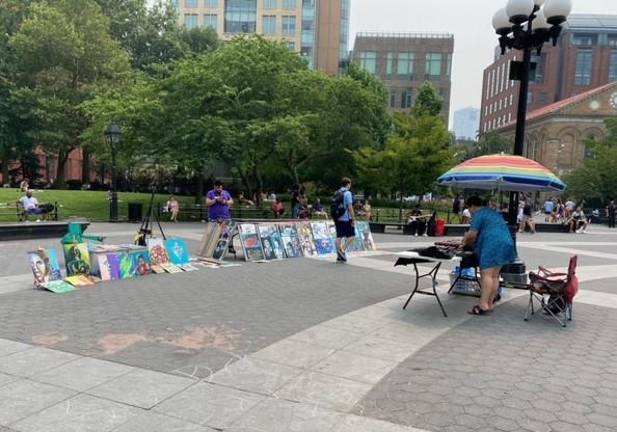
[
  {"xmin": 238, "ymin": 223, "xmax": 265, "ymax": 261},
  {"xmin": 166, "ymin": 238, "xmax": 190, "ymax": 265},
  {"xmin": 131, "ymin": 250, "xmax": 152, "ymax": 276},
  {"xmin": 358, "ymin": 221, "xmax": 376, "ymax": 251},
  {"xmin": 311, "ymin": 222, "xmax": 336, "ymax": 256},
  {"xmin": 63, "ymin": 243, "xmax": 91, "ymax": 276},
  {"xmin": 28, "ymin": 249, "xmax": 62, "ymax": 288},
  {"xmin": 212, "ymin": 220, "xmax": 237, "ymax": 261},
  {"xmin": 258, "ymin": 224, "xmax": 285, "ymax": 260},
  {"xmin": 42, "ymin": 280, "xmax": 75, "ymax": 294},
  {"xmin": 65, "ymin": 275, "xmax": 96, "ymax": 287},
  {"xmin": 278, "ymin": 224, "xmax": 303, "ymax": 258},
  {"xmin": 147, "ymin": 238, "xmax": 170, "ymax": 265},
  {"xmin": 297, "ymin": 222, "xmax": 316, "ymax": 257},
  {"xmin": 198, "ymin": 223, "xmax": 221, "ymax": 258}
]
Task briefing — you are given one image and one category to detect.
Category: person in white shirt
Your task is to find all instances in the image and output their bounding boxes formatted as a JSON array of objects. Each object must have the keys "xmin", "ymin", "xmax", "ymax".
[{"xmin": 19, "ymin": 190, "xmax": 41, "ymax": 214}]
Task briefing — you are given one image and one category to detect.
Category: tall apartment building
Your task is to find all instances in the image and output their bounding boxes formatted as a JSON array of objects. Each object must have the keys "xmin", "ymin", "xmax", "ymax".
[
  {"xmin": 453, "ymin": 107, "xmax": 480, "ymax": 140},
  {"xmin": 480, "ymin": 14, "xmax": 617, "ymax": 135},
  {"xmin": 173, "ymin": 0, "xmax": 350, "ymax": 75},
  {"xmin": 351, "ymin": 32, "xmax": 454, "ymax": 120}
]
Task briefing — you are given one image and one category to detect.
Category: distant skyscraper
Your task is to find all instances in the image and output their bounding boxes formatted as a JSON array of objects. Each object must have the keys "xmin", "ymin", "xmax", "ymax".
[
  {"xmin": 350, "ymin": 32, "xmax": 454, "ymax": 121},
  {"xmin": 173, "ymin": 0, "xmax": 349, "ymax": 75},
  {"xmin": 453, "ymin": 107, "xmax": 480, "ymax": 140}
]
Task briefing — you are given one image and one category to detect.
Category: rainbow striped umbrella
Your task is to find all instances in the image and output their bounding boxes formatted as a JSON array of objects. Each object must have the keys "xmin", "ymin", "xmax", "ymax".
[{"xmin": 438, "ymin": 154, "xmax": 566, "ymax": 192}]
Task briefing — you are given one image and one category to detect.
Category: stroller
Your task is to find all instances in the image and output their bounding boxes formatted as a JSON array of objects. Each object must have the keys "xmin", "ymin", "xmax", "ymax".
[{"xmin": 524, "ymin": 256, "xmax": 579, "ymax": 327}]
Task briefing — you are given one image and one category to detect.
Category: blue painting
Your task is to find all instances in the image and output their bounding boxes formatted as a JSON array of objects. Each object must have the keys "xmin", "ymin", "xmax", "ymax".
[{"xmin": 166, "ymin": 238, "xmax": 191, "ymax": 265}]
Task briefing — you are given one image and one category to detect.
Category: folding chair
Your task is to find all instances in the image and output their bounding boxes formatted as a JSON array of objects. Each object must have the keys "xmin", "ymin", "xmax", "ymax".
[{"xmin": 524, "ymin": 256, "xmax": 579, "ymax": 327}]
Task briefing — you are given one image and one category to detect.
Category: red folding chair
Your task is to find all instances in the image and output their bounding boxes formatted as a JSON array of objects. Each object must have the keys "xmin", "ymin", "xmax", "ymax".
[{"xmin": 524, "ymin": 256, "xmax": 578, "ymax": 327}]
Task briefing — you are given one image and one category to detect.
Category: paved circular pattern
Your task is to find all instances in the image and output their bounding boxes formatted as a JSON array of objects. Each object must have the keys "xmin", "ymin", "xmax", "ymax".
[{"xmin": 355, "ymin": 298, "xmax": 617, "ymax": 432}]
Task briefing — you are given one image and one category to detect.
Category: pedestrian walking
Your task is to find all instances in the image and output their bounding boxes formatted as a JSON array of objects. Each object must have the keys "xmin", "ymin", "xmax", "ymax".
[
  {"xmin": 331, "ymin": 177, "xmax": 355, "ymax": 263},
  {"xmin": 607, "ymin": 199, "xmax": 616, "ymax": 228}
]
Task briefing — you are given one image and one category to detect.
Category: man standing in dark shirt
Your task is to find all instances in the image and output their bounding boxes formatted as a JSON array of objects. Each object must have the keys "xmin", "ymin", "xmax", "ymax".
[{"xmin": 607, "ymin": 199, "xmax": 616, "ymax": 228}]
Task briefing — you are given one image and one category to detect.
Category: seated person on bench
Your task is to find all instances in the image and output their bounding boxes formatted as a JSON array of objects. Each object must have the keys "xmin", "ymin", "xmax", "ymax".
[
  {"xmin": 19, "ymin": 190, "xmax": 53, "ymax": 220},
  {"xmin": 406, "ymin": 205, "xmax": 428, "ymax": 236}
]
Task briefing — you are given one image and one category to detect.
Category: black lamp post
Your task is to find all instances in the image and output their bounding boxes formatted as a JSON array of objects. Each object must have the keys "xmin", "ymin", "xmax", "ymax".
[
  {"xmin": 492, "ymin": 0, "xmax": 572, "ymax": 234},
  {"xmin": 104, "ymin": 123, "xmax": 122, "ymax": 222}
]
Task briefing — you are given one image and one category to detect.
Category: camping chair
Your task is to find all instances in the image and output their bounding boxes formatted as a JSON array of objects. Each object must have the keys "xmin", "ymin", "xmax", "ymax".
[{"xmin": 524, "ymin": 256, "xmax": 578, "ymax": 327}]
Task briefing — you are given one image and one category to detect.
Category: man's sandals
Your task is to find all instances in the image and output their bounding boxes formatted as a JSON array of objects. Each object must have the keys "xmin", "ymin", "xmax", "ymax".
[{"xmin": 468, "ymin": 305, "xmax": 492, "ymax": 315}]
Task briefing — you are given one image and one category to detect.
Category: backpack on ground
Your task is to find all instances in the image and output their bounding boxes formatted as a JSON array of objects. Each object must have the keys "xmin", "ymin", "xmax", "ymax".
[{"xmin": 330, "ymin": 190, "xmax": 345, "ymax": 220}]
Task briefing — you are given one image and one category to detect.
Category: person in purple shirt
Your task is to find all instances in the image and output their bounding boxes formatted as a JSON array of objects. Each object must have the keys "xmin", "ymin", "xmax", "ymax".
[{"xmin": 206, "ymin": 180, "xmax": 234, "ymax": 221}]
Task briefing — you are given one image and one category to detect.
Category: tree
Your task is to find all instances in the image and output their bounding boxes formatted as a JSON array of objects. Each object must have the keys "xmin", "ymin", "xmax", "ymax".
[
  {"xmin": 413, "ymin": 81, "xmax": 443, "ymax": 117},
  {"xmin": 465, "ymin": 131, "xmax": 513, "ymax": 159},
  {"xmin": 10, "ymin": 0, "xmax": 130, "ymax": 187},
  {"xmin": 566, "ymin": 119, "xmax": 617, "ymax": 206}
]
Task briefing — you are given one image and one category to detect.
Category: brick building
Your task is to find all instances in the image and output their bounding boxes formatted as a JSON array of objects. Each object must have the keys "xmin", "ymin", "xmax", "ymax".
[
  {"xmin": 497, "ymin": 82, "xmax": 617, "ymax": 176},
  {"xmin": 173, "ymin": 0, "xmax": 350, "ymax": 75},
  {"xmin": 350, "ymin": 32, "xmax": 454, "ymax": 120},
  {"xmin": 480, "ymin": 14, "xmax": 617, "ymax": 135}
]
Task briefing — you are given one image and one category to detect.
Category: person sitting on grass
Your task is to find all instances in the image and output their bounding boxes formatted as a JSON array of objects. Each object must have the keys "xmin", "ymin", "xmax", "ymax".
[{"xmin": 462, "ymin": 196, "xmax": 516, "ymax": 316}]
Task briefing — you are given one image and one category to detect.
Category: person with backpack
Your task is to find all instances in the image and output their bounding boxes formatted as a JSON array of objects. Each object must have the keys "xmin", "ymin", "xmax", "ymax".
[{"xmin": 331, "ymin": 177, "xmax": 355, "ymax": 263}]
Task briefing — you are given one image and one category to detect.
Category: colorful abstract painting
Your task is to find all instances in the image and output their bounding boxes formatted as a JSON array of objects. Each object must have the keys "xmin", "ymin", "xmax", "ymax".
[
  {"xmin": 63, "ymin": 243, "xmax": 91, "ymax": 276},
  {"xmin": 131, "ymin": 250, "xmax": 152, "ymax": 276},
  {"xmin": 297, "ymin": 222, "xmax": 316, "ymax": 257},
  {"xmin": 106, "ymin": 253, "xmax": 122, "ymax": 280},
  {"xmin": 147, "ymin": 238, "xmax": 170, "ymax": 265},
  {"xmin": 118, "ymin": 252, "xmax": 136, "ymax": 279},
  {"xmin": 27, "ymin": 249, "xmax": 62, "ymax": 288},
  {"xmin": 311, "ymin": 222, "xmax": 335, "ymax": 256},
  {"xmin": 258, "ymin": 224, "xmax": 286, "ymax": 260}
]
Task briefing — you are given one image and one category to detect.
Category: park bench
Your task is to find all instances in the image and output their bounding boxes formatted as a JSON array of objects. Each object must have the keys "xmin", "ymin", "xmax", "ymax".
[{"xmin": 0, "ymin": 200, "xmax": 58, "ymax": 222}]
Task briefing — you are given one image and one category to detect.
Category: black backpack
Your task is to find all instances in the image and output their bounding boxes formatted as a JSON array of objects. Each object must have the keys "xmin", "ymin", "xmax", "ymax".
[{"xmin": 330, "ymin": 190, "xmax": 345, "ymax": 220}]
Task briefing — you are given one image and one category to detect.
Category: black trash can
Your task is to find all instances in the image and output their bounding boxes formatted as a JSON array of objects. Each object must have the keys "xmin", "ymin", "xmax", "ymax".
[{"xmin": 128, "ymin": 202, "xmax": 143, "ymax": 222}]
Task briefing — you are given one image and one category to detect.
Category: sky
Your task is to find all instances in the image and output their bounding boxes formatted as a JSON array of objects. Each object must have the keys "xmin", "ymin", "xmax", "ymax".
[{"xmin": 348, "ymin": 0, "xmax": 617, "ymax": 129}]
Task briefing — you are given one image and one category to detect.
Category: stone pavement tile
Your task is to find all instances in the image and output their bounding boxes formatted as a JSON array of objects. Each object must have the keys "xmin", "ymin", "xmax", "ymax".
[
  {"xmin": 0, "ymin": 372, "xmax": 18, "ymax": 388},
  {"xmin": 342, "ymin": 335, "xmax": 417, "ymax": 363},
  {"xmin": 86, "ymin": 369, "xmax": 194, "ymax": 409},
  {"xmin": 0, "ymin": 379, "xmax": 75, "ymax": 425},
  {"xmin": 153, "ymin": 382, "xmax": 264, "ymax": 429},
  {"xmin": 311, "ymin": 350, "xmax": 398, "ymax": 385},
  {"xmin": 112, "ymin": 411, "xmax": 215, "ymax": 432},
  {"xmin": 320, "ymin": 315, "xmax": 388, "ymax": 334},
  {"xmin": 0, "ymin": 347, "xmax": 80, "ymax": 377},
  {"xmin": 0, "ymin": 340, "xmax": 32, "ymax": 358},
  {"xmin": 206, "ymin": 357, "xmax": 302, "ymax": 395},
  {"xmin": 12, "ymin": 394, "xmax": 140, "ymax": 432},
  {"xmin": 275, "ymin": 370, "xmax": 373, "ymax": 412},
  {"xmin": 288, "ymin": 325, "xmax": 365, "ymax": 350},
  {"xmin": 332, "ymin": 414, "xmax": 431, "ymax": 432},
  {"xmin": 32, "ymin": 357, "xmax": 134, "ymax": 392},
  {"xmin": 252, "ymin": 339, "xmax": 335, "ymax": 369},
  {"xmin": 229, "ymin": 397, "xmax": 344, "ymax": 432}
]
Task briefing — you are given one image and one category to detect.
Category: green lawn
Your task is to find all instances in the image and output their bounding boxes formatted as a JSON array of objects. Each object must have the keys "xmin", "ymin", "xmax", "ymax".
[{"xmin": 0, "ymin": 189, "xmax": 196, "ymax": 222}]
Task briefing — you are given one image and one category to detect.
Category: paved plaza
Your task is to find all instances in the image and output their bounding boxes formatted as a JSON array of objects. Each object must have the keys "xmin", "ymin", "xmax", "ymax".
[{"xmin": 1, "ymin": 222, "xmax": 617, "ymax": 431}]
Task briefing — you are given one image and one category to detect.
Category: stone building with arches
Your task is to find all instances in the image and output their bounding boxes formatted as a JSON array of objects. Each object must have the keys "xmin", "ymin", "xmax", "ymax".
[{"xmin": 497, "ymin": 81, "xmax": 617, "ymax": 176}]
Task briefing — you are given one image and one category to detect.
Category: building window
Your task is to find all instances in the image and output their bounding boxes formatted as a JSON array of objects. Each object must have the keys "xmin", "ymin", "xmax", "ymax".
[
  {"xmin": 397, "ymin": 52, "xmax": 415, "ymax": 80},
  {"xmin": 262, "ymin": 15, "xmax": 276, "ymax": 35},
  {"xmin": 610, "ymin": 51, "xmax": 617, "ymax": 81},
  {"xmin": 390, "ymin": 90, "xmax": 396, "ymax": 108},
  {"xmin": 531, "ymin": 53, "xmax": 546, "ymax": 84},
  {"xmin": 386, "ymin": 53, "xmax": 395, "ymax": 78},
  {"xmin": 359, "ymin": 51, "xmax": 377, "ymax": 74},
  {"xmin": 575, "ymin": 50, "xmax": 593, "ymax": 86},
  {"xmin": 510, "ymin": 94, "xmax": 513, "ymax": 106},
  {"xmin": 185, "ymin": 0, "xmax": 198, "ymax": 7},
  {"xmin": 184, "ymin": 14, "xmax": 198, "ymax": 29},
  {"xmin": 401, "ymin": 89, "xmax": 413, "ymax": 109},
  {"xmin": 282, "ymin": 15, "xmax": 296, "ymax": 36},
  {"xmin": 572, "ymin": 33, "xmax": 597, "ymax": 47},
  {"xmin": 263, "ymin": 0, "xmax": 277, "ymax": 9},
  {"xmin": 287, "ymin": 42, "xmax": 295, "ymax": 51},
  {"xmin": 527, "ymin": 91, "xmax": 533, "ymax": 105},
  {"xmin": 282, "ymin": 0, "xmax": 296, "ymax": 9},
  {"xmin": 204, "ymin": 14, "xmax": 218, "ymax": 30},
  {"xmin": 225, "ymin": 0, "xmax": 257, "ymax": 33},
  {"xmin": 205, "ymin": 0, "xmax": 218, "ymax": 7},
  {"xmin": 425, "ymin": 53, "xmax": 442, "ymax": 80},
  {"xmin": 609, "ymin": 36, "xmax": 617, "ymax": 47},
  {"xmin": 445, "ymin": 54, "xmax": 452, "ymax": 77}
]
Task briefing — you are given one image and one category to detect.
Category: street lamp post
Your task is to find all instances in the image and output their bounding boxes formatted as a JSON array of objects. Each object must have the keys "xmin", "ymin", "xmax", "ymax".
[
  {"xmin": 492, "ymin": 0, "xmax": 572, "ymax": 234},
  {"xmin": 104, "ymin": 123, "xmax": 122, "ymax": 222}
]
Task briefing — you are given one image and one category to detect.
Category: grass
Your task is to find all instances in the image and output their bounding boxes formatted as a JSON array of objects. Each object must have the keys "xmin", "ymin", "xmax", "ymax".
[{"xmin": 0, "ymin": 189, "xmax": 196, "ymax": 222}]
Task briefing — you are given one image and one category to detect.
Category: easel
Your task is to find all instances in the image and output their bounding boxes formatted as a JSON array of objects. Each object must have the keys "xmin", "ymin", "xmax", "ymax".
[{"xmin": 135, "ymin": 188, "xmax": 166, "ymax": 246}]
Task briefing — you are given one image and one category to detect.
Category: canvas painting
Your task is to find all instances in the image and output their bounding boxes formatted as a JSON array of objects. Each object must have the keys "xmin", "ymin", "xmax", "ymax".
[
  {"xmin": 97, "ymin": 254, "xmax": 112, "ymax": 281},
  {"xmin": 42, "ymin": 280, "xmax": 75, "ymax": 294},
  {"xmin": 63, "ymin": 243, "xmax": 91, "ymax": 276},
  {"xmin": 358, "ymin": 221, "xmax": 376, "ymax": 251},
  {"xmin": 151, "ymin": 264, "xmax": 166, "ymax": 274},
  {"xmin": 238, "ymin": 223, "xmax": 265, "ymax": 261},
  {"xmin": 118, "ymin": 252, "xmax": 136, "ymax": 279},
  {"xmin": 147, "ymin": 238, "xmax": 170, "ymax": 265},
  {"xmin": 131, "ymin": 250, "xmax": 152, "ymax": 276},
  {"xmin": 28, "ymin": 249, "xmax": 62, "ymax": 288},
  {"xmin": 311, "ymin": 222, "xmax": 335, "ymax": 256},
  {"xmin": 64, "ymin": 275, "xmax": 96, "ymax": 287},
  {"xmin": 166, "ymin": 238, "xmax": 190, "ymax": 265},
  {"xmin": 161, "ymin": 263, "xmax": 183, "ymax": 273},
  {"xmin": 297, "ymin": 222, "xmax": 316, "ymax": 257},
  {"xmin": 212, "ymin": 220, "xmax": 237, "ymax": 261},
  {"xmin": 278, "ymin": 224, "xmax": 303, "ymax": 258},
  {"xmin": 106, "ymin": 253, "xmax": 122, "ymax": 280},
  {"xmin": 258, "ymin": 224, "xmax": 285, "ymax": 260},
  {"xmin": 198, "ymin": 222, "xmax": 222, "ymax": 258}
]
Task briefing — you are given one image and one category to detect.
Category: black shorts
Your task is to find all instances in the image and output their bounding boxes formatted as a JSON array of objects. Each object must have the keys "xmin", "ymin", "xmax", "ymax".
[{"xmin": 335, "ymin": 220, "xmax": 355, "ymax": 238}]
